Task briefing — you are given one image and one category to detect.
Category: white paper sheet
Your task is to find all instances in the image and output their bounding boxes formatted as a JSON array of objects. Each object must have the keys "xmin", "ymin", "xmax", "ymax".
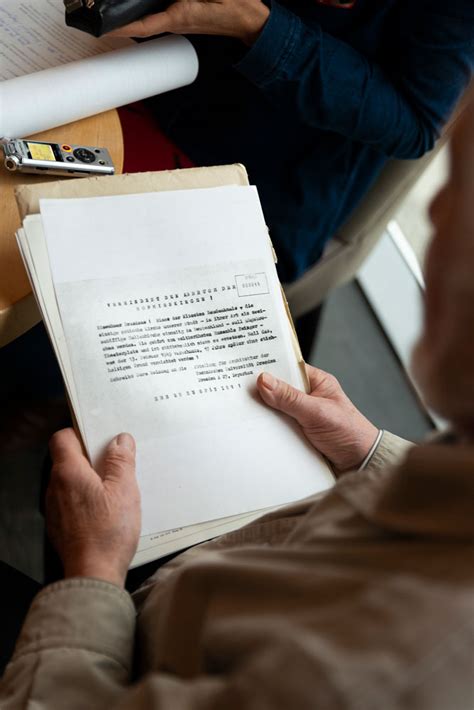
[
  {"xmin": 39, "ymin": 186, "xmax": 334, "ymax": 536},
  {"xmin": 0, "ymin": 0, "xmax": 198, "ymax": 138},
  {"xmin": 16, "ymin": 214, "xmax": 282, "ymax": 566}
]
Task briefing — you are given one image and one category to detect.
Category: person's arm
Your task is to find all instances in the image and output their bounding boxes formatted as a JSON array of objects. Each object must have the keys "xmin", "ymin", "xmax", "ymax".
[
  {"xmin": 0, "ymin": 376, "xmax": 406, "ymax": 708},
  {"xmin": 234, "ymin": 0, "xmax": 474, "ymax": 158},
  {"xmin": 0, "ymin": 578, "xmax": 137, "ymax": 709},
  {"xmin": 0, "ymin": 430, "xmax": 141, "ymax": 708},
  {"xmin": 0, "ymin": 423, "xmax": 355, "ymax": 710},
  {"xmin": 110, "ymin": 0, "xmax": 474, "ymax": 159}
]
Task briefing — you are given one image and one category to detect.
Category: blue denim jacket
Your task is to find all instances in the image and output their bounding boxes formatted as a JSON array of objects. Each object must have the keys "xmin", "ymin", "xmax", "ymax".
[{"xmin": 149, "ymin": 0, "xmax": 474, "ymax": 281}]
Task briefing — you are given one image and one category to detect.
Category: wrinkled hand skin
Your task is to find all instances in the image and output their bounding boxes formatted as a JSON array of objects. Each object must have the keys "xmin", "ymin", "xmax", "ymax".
[
  {"xmin": 257, "ymin": 365, "xmax": 379, "ymax": 475},
  {"xmin": 47, "ymin": 429, "xmax": 141, "ymax": 587},
  {"xmin": 108, "ymin": 0, "xmax": 270, "ymax": 45}
]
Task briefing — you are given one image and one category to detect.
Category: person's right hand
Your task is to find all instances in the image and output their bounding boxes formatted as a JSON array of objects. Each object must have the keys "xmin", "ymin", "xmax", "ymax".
[
  {"xmin": 46, "ymin": 429, "xmax": 141, "ymax": 588},
  {"xmin": 108, "ymin": 0, "xmax": 270, "ymax": 45},
  {"xmin": 257, "ymin": 365, "xmax": 379, "ymax": 474}
]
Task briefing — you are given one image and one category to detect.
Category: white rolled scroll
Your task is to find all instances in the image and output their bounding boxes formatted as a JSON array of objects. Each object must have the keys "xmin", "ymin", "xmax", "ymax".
[{"xmin": 0, "ymin": 35, "xmax": 198, "ymax": 138}]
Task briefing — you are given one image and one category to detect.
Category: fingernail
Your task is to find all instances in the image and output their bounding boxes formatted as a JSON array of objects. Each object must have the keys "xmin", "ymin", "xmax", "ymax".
[
  {"xmin": 115, "ymin": 433, "xmax": 135, "ymax": 451},
  {"xmin": 261, "ymin": 372, "xmax": 277, "ymax": 391}
]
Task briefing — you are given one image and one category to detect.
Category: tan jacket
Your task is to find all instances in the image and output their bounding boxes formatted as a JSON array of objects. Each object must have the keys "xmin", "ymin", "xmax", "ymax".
[{"xmin": 1, "ymin": 431, "xmax": 474, "ymax": 709}]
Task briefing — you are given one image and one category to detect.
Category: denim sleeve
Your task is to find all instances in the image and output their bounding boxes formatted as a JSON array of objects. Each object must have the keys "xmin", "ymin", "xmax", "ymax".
[{"xmin": 235, "ymin": 1, "xmax": 474, "ymax": 159}]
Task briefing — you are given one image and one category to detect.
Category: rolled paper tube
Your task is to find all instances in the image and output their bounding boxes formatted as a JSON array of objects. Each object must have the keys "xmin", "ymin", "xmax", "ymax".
[{"xmin": 0, "ymin": 35, "xmax": 198, "ymax": 138}]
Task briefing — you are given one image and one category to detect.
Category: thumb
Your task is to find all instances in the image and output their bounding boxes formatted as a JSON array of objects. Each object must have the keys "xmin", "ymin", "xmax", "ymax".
[
  {"xmin": 101, "ymin": 432, "xmax": 136, "ymax": 483},
  {"xmin": 257, "ymin": 372, "xmax": 314, "ymax": 424}
]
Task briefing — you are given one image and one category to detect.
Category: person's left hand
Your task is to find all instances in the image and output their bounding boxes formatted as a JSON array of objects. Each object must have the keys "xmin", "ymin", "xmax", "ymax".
[
  {"xmin": 256, "ymin": 365, "xmax": 379, "ymax": 474},
  {"xmin": 46, "ymin": 428, "xmax": 141, "ymax": 588},
  {"xmin": 107, "ymin": 0, "xmax": 270, "ymax": 45}
]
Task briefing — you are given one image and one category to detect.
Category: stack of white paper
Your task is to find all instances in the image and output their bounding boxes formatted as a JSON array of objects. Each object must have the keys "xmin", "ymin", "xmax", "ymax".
[{"xmin": 17, "ymin": 186, "xmax": 334, "ymax": 565}]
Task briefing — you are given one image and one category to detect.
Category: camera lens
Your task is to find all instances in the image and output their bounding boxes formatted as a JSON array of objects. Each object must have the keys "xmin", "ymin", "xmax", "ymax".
[
  {"xmin": 5, "ymin": 156, "xmax": 19, "ymax": 171},
  {"xmin": 73, "ymin": 148, "xmax": 96, "ymax": 163}
]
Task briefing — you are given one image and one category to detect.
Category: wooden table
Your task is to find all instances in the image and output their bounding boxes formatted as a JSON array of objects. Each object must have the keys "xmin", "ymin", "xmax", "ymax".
[{"xmin": 0, "ymin": 110, "xmax": 124, "ymax": 347}]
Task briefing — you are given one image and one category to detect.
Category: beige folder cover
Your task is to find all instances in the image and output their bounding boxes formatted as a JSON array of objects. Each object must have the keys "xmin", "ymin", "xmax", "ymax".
[{"xmin": 15, "ymin": 164, "xmax": 250, "ymax": 219}]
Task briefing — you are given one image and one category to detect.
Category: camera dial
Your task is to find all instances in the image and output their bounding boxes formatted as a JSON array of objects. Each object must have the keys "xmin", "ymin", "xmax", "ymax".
[{"xmin": 73, "ymin": 147, "xmax": 96, "ymax": 163}]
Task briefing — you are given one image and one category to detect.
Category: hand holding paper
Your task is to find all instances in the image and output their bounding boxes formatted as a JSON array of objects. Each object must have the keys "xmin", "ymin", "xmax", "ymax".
[
  {"xmin": 257, "ymin": 365, "xmax": 379, "ymax": 473},
  {"xmin": 47, "ymin": 429, "xmax": 140, "ymax": 587},
  {"xmin": 15, "ymin": 169, "xmax": 335, "ymax": 567}
]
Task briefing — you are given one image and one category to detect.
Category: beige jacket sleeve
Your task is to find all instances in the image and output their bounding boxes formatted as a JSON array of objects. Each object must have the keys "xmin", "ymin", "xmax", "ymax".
[
  {"xmin": 0, "ymin": 579, "xmax": 138, "ymax": 709},
  {"xmin": 1, "ymin": 579, "xmax": 222, "ymax": 709},
  {"xmin": 0, "ymin": 575, "xmax": 328, "ymax": 710},
  {"xmin": 363, "ymin": 430, "xmax": 413, "ymax": 475}
]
